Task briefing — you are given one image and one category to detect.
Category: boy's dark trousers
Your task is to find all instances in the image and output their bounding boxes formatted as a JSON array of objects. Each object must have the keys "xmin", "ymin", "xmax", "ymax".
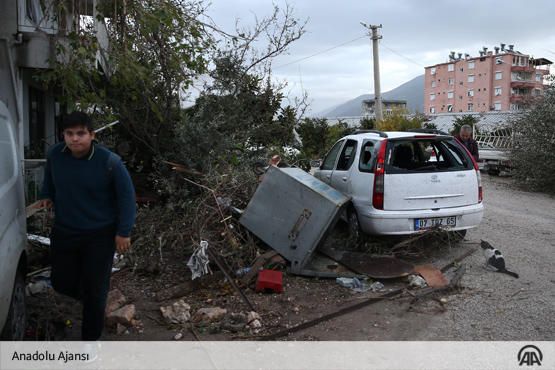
[{"xmin": 49, "ymin": 225, "xmax": 116, "ymax": 340}]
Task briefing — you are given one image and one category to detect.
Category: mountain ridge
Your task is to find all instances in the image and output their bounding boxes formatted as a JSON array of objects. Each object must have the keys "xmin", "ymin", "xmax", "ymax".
[{"xmin": 320, "ymin": 74, "xmax": 425, "ymax": 117}]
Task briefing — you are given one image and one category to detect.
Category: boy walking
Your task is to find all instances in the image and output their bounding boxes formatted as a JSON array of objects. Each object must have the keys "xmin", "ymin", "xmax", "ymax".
[{"xmin": 38, "ymin": 111, "xmax": 136, "ymax": 340}]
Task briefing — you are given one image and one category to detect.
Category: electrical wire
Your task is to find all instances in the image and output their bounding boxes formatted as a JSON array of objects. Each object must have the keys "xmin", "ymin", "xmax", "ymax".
[
  {"xmin": 380, "ymin": 41, "xmax": 425, "ymax": 68},
  {"xmin": 273, "ymin": 35, "xmax": 366, "ymax": 69}
]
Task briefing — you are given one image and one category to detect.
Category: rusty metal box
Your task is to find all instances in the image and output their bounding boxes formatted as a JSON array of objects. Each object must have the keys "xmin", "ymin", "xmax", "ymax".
[{"xmin": 239, "ymin": 166, "xmax": 351, "ymax": 275}]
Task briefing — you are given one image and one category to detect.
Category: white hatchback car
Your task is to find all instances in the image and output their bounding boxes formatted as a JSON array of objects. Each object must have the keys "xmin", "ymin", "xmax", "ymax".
[{"xmin": 313, "ymin": 130, "xmax": 484, "ymax": 238}]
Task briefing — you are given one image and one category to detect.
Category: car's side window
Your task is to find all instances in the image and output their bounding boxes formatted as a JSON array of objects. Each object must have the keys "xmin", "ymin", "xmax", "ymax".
[
  {"xmin": 336, "ymin": 140, "xmax": 358, "ymax": 171},
  {"xmin": 359, "ymin": 141, "xmax": 375, "ymax": 172},
  {"xmin": 321, "ymin": 140, "xmax": 344, "ymax": 170}
]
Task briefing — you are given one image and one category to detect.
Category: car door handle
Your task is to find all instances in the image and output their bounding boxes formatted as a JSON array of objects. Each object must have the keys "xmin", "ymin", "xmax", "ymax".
[
  {"xmin": 325, "ymin": 174, "xmax": 331, "ymax": 179},
  {"xmin": 341, "ymin": 176, "xmax": 347, "ymax": 182}
]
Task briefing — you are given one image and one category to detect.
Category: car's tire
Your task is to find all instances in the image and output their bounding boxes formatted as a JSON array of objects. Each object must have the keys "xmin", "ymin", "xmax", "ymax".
[
  {"xmin": 0, "ymin": 268, "xmax": 26, "ymax": 340},
  {"xmin": 348, "ymin": 209, "xmax": 362, "ymax": 240}
]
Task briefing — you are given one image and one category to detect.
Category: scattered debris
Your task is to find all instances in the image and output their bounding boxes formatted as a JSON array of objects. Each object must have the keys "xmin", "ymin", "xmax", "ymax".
[
  {"xmin": 187, "ymin": 240, "xmax": 210, "ymax": 280},
  {"xmin": 155, "ymin": 282, "xmax": 194, "ymax": 302},
  {"xmin": 25, "ymin": 280, "xmax": 51, "ymax": 296},
  {"xmin": 240, "ymin": 250, "xmax": 279, "ymax": 286},
  {"xmin": 336, "ymin": 277, "xmax": 371, "ymax": 292},
  {"xmin": 191, "ymin": 307, "xmax": 227, "ymax": 323},
  {"xmin": 105, "ymin": 289, "xmax": 127, "ymax": 315},
  {"xmin": 408, "ymin": 275, "xmax": 428, "ymax": 288},
  {"xmin": 174, "ymin": 332, "xmax": 183, "ymax": 340},
  {"xmin": 159, "ymin": 299, "xmax": 191, "ymax": 324},
  {"xmin": 413, "ymin": 264, "xmax": 448, "ymax": 288},
  {"xmin": 206, "ymin": 247, "xmax": 255, "ymax": 311},
  {"xmin": 256, "ymin": 270, "xmax": 283, "ymax": 293},
  {"xmin": 105, "ymin": 304, "xmax": 136, "ymax": 327},
  {"xmin": 320, "ymin": 247, "xmax": 414, "ymax": 279},
  {"xmin": 27, "ymin": 234, "xmax": 51, "ymax": 246},
  {"xmin": 370, "ymin": 281, "xmax": 385, "ymax": 292}
]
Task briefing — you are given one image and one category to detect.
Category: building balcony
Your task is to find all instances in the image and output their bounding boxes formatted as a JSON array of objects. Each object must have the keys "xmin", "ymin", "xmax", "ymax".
[
  {"xmin": 510, "ymin": 81, "xmax": 535, "ymax": 88},
  {"xmin": 511, "ymin": 65, "xmax": 535, "ymax": 73}
]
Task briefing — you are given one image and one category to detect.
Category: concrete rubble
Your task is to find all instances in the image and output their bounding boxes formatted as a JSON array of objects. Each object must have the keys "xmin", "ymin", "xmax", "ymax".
[{"xmin": 159, "ymin": 299, "xmax": 191, "ymax": 324}]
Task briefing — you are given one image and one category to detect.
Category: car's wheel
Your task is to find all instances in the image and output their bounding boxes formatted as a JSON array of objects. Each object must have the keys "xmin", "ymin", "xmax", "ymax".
[
  {"xmin": 1, "ymin": 268, "xmax": 26, "ymax": 340},
  {"xmin": 348, "ymin": 209, "xmax": 362, "ymax": 240}
]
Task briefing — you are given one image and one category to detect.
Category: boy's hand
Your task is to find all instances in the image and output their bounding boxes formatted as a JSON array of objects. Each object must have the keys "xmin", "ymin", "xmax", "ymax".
[
  {"xmin": 115, "ymin": 235, "xmax": 131, "ymax": 254},
  {"xmin": 35, "ymin": 199, "xmax": 53, "ymax": 209}
]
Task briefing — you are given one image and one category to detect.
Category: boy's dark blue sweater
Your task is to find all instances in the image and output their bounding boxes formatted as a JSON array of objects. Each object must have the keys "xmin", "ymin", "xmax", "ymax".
[{"xmin": 41, "ymin": 142, "xmax": 136, "ymax": 237}]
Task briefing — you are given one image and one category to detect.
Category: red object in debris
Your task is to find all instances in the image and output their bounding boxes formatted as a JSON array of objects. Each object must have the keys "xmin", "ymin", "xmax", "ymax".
[{"xmin": 256, "ymin": 270, "xmax": 283, "ymax": 293}]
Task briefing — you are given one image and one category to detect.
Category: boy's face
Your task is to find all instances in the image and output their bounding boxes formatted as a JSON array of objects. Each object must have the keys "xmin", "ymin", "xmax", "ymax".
[{"xmin": 63, "ymin": 125, "xmax": 95, "ymax": 158}]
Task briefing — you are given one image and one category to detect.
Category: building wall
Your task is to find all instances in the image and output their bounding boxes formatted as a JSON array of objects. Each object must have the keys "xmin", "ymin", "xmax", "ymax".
[{"xmin": 425, "ymin": 51, "xmax": 549, "ymax": 114}]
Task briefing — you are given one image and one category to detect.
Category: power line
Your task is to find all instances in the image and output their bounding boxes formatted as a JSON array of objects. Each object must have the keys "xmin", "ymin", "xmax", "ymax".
[
  {"xmin": 379, "ymin": 41, "xmax": 425, "ymax": 68},
  {"xmin": 273, "ymin": 35, "xmax": 366, "ymax": 69}
]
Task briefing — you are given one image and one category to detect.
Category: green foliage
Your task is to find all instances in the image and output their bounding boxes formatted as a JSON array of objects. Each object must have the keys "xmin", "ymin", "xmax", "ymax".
[
  {"xmin": 451, "ymin": 115, "xmax": 479, "ymax": 136},
  {"xmin": 511, "ymin": 80, "xmax": 555, "ymax": 193},
  {"xmin": 377, "ymin": 108, "xmax": 423, "ymax": 131},
  {"xmin": 296, "ymin": 118, "xmax": 354, "ymax": 158},
  {"xmin": 359, "ymin": 117, "xmax": 375, "ymax": 130}
]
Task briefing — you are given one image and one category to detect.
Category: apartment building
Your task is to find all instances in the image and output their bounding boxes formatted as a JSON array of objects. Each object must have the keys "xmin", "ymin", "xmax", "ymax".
[{"xmin": 424, "ymin": 45, "xmax": 551, "ymax": 114}]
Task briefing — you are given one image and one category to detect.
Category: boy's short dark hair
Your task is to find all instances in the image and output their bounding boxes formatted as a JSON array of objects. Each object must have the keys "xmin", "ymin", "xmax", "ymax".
[{"xmin": 60, "ymin": 111, "xmax": 94, "ymax": 132}]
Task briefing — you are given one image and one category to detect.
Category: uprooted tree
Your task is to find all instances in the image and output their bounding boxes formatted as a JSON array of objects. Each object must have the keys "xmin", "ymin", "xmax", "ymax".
[
  {"xmin": 37, "ymin": 0, "xmax": 308, "ymax": 271},
  {"xmin": 510, "ymin": 77, "xmax": 555, "ymax": 194}
]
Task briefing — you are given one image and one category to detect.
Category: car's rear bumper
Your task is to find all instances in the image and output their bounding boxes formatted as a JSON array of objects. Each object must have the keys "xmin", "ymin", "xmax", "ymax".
[{"xmin": 356, "ymin": 202, "xmax": 484, "ymax": 235}]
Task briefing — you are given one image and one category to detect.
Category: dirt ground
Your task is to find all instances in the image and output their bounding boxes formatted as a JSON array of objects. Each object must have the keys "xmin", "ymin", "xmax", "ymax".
[{"xmin": 24, "ymin": 173, "xmax": 555, "ymax": 341}]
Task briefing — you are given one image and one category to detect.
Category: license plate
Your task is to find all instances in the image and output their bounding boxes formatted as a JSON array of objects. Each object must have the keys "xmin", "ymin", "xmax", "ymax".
[{"xmin": 414, "ymin": 216, "xmax": 456, "ymax": 230}]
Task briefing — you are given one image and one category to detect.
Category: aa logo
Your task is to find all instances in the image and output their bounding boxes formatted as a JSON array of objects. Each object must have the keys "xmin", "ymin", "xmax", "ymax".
[{"xmin": 518, "ymin": 345, "xmax": 543, "ymax": 366}]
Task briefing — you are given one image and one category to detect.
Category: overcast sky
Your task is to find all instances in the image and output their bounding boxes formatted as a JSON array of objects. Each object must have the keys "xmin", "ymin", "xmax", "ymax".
[{"xmin": 205, "ymin": 0, "xmax": 555, "ymax": 115}]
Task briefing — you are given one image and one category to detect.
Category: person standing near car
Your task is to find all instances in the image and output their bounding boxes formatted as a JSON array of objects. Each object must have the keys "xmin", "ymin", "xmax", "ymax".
[
  {"xmin": 36, "ymin": 111, "xmax": 136, "ymax": 340},
  {"xmin": 455, "ymin": 124, "xmax": 479, "ymax": 161}
]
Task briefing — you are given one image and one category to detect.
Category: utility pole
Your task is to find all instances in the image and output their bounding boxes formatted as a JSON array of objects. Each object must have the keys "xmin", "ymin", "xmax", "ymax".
[{"xmin": 361, "ymin": 23, "xmax": 383, "ymax": 122}]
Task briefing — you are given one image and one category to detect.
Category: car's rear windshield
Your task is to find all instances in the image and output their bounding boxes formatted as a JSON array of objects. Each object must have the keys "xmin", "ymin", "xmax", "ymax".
[{"xmin": 385, "ymin": 138, "xmax": 473, "ymax": 174}]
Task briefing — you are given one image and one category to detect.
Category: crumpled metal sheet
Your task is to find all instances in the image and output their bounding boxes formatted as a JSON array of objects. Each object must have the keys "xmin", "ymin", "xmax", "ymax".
[
  {"xmin": 187, "ymin": 240, "xmax": 210, "ymax": 280},
  {"xmin": 320, "ymin": 247, "xmax": 414, "ymax": 279}
]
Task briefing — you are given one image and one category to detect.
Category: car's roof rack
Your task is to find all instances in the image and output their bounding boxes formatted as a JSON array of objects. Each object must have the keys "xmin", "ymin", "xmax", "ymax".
[
  {"xmin": 352, "ymin": 130, "xmax": 388, "ymax": 138},
  {"xmin": 407, "ymin": 128, "xmax": 450, "ymax": 135}
]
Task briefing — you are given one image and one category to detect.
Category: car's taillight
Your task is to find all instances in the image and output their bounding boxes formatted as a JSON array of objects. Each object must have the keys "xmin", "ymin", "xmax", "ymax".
[
  {"xmin": 454, "ymin": 137, "xmax": 482, "ymax": 203},
  {"xmin": 373, "ymin": 139, "xmax": 387, "ymax": 209}
]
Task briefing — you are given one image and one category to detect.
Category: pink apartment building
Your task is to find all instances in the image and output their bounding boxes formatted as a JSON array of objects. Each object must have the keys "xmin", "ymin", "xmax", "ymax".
[{"xmin": 424, "ymin": 45, "xmax": 552, "ymax": 114}]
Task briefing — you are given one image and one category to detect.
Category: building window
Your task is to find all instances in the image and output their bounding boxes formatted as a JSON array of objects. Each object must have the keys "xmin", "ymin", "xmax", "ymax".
[
  {"xmin": 448, "ymin": 77, "xmax": 454, "ymax": 85},
  {"xmin": 468, "ymin": 60, "xmax": 475, "ymax": 69},
  {"xmin": 448, "ymin": 64, "xmax": 454, "ymax": 71},
  {"xmin": 430, "ymin": 106, "xmax": 435, "ymax": 114},
  {"xmin": 430, "ymin": 93, "xmax": 435, "ymax": 101},
  {"xmin": 468, "ymin": 74, "xmax": 474, "ymax": 83},
  {"xmin": 431, "ymin": 80, "xmax": 436, "ymax": 88},
  {"xmin": 536, "ymin": 73, "xmax": 541, "ymax": 82},
  {"xmin": 494, "ymin": 87, "xmax": 502, "ymax": 96},
  {"xmin": 494, "ymin": 102, "xmax": 502, "ymax": 111},
  {"xmin": 430, "ymin": 67, "xmax": 436, "ymax": 75},
  {"xmin": 495, "ymin": 71, "xmax": 502, "ymax": 80},
  {"xmin": 468, "ymin": 103, "xmax": 473, "ymax": 111},
  {"xmin": 447, "ymin": 91, "xmax": 454, "ymax": 99},
  {"xmin": 468, "ymin": 89, "xmax": 474, "ymax": 97},
  {"xmin": 535, "ymin": 88, "xmax": 541, "ymax": 97},
  {"xmin": 447, "ymin": 104, "xmax": 453, "ymax": 112}
]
